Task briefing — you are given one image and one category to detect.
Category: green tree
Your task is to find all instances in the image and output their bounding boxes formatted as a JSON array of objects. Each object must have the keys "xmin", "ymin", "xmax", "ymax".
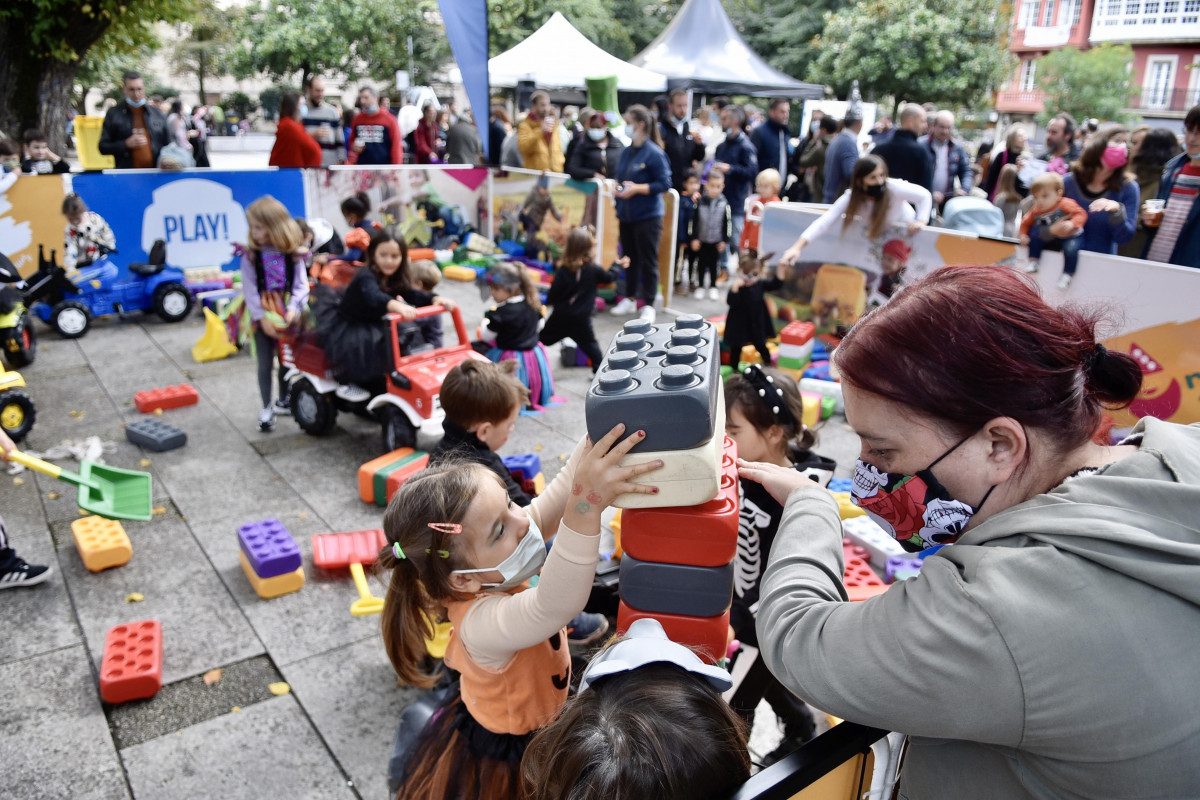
[
  {"xmin": 258, "ymin": 85, "xmax": 296, "ymax": 120},
  {"xmin": 231, "ymin": 0, "xmax": 449, "ymax": 91},
  {"xmin": 170, "ymin": 0, "xmax": 239, "ymax": 103},
  {"xmin": 1036, "ymin": 44, "xmax": 1134, "ymax": 125},
  {"xmin": 808, "ymin": 0, "xmax": 1010, "ymax": 113},
  {"xmin": 223, "ymin": 90, "xmax": 256, "ymax": 120},
  {"xmin": 0, "ymin": 0, "xmax": 193, "ymax": 153},
  {"xmin": 73, "ymin": 22, "xmax": 159, "ymax": 112},
  {"xmin": 734, "ymin": 0, "xmax": 846, "ymax": 82}
]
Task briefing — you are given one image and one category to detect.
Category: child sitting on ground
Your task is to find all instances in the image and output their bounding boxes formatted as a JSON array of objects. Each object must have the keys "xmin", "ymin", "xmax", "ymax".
[
  {"xmin": 380, "ymin": 426, "xmax": 662, "ymax": 800},
  {"xmin": 675, "ymin": 170, "xmax": 700, "ymax": 292},
  {"xmin": 723, "ymin": 252, "xmax": 786, "ymax": 369},
  {"xmin": 539, "ymin": 226, "xmax": 619, "ymax": 374},
  {"xmin": 410, "ymin": 259, "xmax": 444, "ymax": 348},
  {"xmin": 522, "ymin": 618, "xmax": 750, "ymax": 800},
  {"xmin": 1020, "ymin": 171, "xmax": 1087, "ymax": 290},
  {"xmin": 21, "ymin": 129, "xmax": 70, "ymax": 174},
  {"xmin": 690, "ymin": 170, "xmax": 732, "ymax": 301},
  {"xmin": 739, "ymin": 168, "xmax": 783, "ymax": 256},
  {"xmin": 476, "ymin": 262, "xmax": 559, "ymax": 412},
  {"xmin": 61, "ymin": 193, "xmax": 116, "ymax": 270}
]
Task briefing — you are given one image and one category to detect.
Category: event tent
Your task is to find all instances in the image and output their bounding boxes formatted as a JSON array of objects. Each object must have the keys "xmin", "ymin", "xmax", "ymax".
[
  {"xmin": 632, "ymin": 0, "xmax": 823, "ymax": 97},
  {"xmin": 488, "ymin": 12, "xmax": 668, "ymax": 93}
]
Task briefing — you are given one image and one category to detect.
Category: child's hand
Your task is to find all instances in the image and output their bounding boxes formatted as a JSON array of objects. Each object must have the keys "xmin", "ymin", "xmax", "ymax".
[
  {"xmin": 716, "ymin": 242, "xmax": 726, "ymax": 253},
  {"xmin": 906, "ymin": 220, "xmax": 925, "ymax": 236},
  {"xmin": 1049, "ymin": 219, "xmax": 1076, "ymax": 238},
  {"xmin": 284, "ymin": 309, "xmax": 299, "ymax": 326},
  {"xmin": 567, "ymin": 425, "xmax": 662, "ymax": 523},
  {"xmin": 1019, "ymin": 234, "xmax": 1030, "ymax": 246},
  {"xmin": 394, "ymin": 303, "xmax": 417, "ymax": 321},
  {"xmin": 690, "ymin": 240, "xmax": 700, "ymax": 252},
  {"xmin": 616, "ymin": 256, "xmax": 631, "ymax": 268},
  {"xmin": 259, "ymin": 317, "xmax": 278, "ymax": 338},
  {"xmin": 0, "ymin": 427, "xmax": 15, "ymax": 458},
  {"xmin": 433, "ymin": 296, "xmax": 456, "ymax": 311}
]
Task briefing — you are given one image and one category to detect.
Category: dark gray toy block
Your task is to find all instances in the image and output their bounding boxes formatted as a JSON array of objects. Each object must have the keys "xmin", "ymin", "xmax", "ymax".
[
  {"xmin": 618, "ymin": 554, "xmax": 734, "ymax": 618},
  {"xmin": 125, "ymin": 418, "xmax": 187, "ymax": 452},
  {"xmin": 585, "ymin": 314, "xmax": 720, "ymax": 452}
]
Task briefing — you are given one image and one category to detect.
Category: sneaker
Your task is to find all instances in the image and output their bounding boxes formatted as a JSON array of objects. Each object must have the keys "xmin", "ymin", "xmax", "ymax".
[
  {"xmin": 693, "ymin": 286, "xmax": 706, "ymax": 300},
  {"xmin": 257, "ymin": 407, "xmax": 276, "ymax": 432},
  {"xmin": 273, "ymin": 397, "xmax": 292, "ymax": 416},
  {"xmin": 716, "ymin": 269, "xmax": 730, "ymax": 285},
  {"xmin": 566, "ymin": 612, "xmax": 610, "ymax": 647},
  {"xmin": 0, "ymin": 557, "xmax": 52, "ymax": 589},
  {"xmin": 708, "ymin": 286, "xmax": 720, "ymax": 301},
  {"xmin": 637, "ymin": 304, "xmax": 656, "ymax": 323},
  {"xmin": 1057, "ymin": 273, "xmax": 1073, "ymax": 290},
  {"xmin": 335, "ymin": 383, "xmax": 371, "ymax": 403},
  {"xmin": 1023, "ymin": 260, "xmax": 1040, "ymax": 273},
  {"xmin": 609, "ymin": 297, "xmax": 638, "ymax": 316}
]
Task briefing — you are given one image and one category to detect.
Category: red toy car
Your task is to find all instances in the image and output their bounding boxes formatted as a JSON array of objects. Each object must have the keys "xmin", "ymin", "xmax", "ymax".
[{"xmin": 281, "ymin": 304, "xmax": 485, "ymax": 452}]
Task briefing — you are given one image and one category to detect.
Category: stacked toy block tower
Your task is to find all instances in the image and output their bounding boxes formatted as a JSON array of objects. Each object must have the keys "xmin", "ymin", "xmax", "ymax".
[
  {"xmin": 585, "ymin": 315, "xmax": 740, "ymax": 663},
  {"xmin": 775, "ymin": 321, "xmax": 815, "ymax": 378},
  {"xmin": 238, "ymin": 518, "xmax": 305, "ymax": 599}
]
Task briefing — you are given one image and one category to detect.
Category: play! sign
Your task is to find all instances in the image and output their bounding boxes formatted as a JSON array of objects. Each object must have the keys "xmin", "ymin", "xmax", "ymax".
[{"xmin": 140, "ymin": 179, "xmax": 249, "ymax": 268}]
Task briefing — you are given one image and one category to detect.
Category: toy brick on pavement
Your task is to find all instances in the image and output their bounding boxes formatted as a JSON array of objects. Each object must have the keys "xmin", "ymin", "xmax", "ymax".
[
  {"xmin": 134, "ymin": 384, "xmax": 199, "ymax": 413},
  {"xmin": 239, "ymin": 551, "xmax": 305, "ymax": 599},
  {"xmin": 383, "ymin": 452, "xmax": 431, "ymax": 503},
  {"xmin": 311, "ymin": 529, "xmax": 388, "ymax": 569},
  {"xmin": 357, "ymin": 448, "xmax": 430, "ymax": 506},
  {"xmin": 843, "ymin": 554, "xmax": 888, "ymax": 602},
  {"xmin": 442, "ymin": 265, "xmax": 477, "ymax": 282},
  {"xmin": 72, "ymin": 516, "xmax": 132, "ymax": 572},
  {"xmin": 238, "ymin": 518, "xmax": 302, "ymax": 578},
  {"xmin": 519, "ymin": 472, "xmax": 546, "ymax": 498},
  {"xmin": 501, "ymin": 454, "xmax": 542, "ymax": 482},
  {"xmin": 125, "ymin": 418, "xmax": 187, "ymax": 452},
  {"xmin": 778, "ymin": 321, "xmax": 815, "ymax": 369},
  {"xmin": 617, "ymin": 602, "xmax": 730, "ymax": 665},
  {"xmin": 99, "ymin": 620, "xmax": 162, "ymax": 704},
  {"xmin": 618, "ymin": 555, "xmax": 735, "ymax": 618},
  {"xmin": 842, "ymin": 515, "xmax": 906, "ymax": 568},
  {"xmin": 833, "ymin": 491, "xmax": 866, "ymax": 520},
  {"xmin": 585, "ymin": 315, "xmax": 721, "ymax": 453}
]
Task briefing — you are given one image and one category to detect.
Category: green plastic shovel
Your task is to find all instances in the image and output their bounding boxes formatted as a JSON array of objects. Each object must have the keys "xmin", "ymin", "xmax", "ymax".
[{"xmin": 9, "ymin": 450, "xmax": 153, "ymax": 521}]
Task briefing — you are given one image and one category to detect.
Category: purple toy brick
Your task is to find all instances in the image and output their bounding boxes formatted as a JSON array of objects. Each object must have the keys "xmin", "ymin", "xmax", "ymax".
[
  {"xmin": 885, "ymin": 554, "xmax": 922, "ymax": 583},
  {"xmin": 238, "ymin": 518, "xmax": 302, "ymax": 578},
  {"xmin": 185, "ymin": 280, "xmax": 229, "ymax": 297}
]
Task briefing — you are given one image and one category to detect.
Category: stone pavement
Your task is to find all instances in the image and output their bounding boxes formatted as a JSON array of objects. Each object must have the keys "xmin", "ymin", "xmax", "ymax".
[{"xmin": 0, "ymin": 272, "xmax": 858, "ymax": 799}]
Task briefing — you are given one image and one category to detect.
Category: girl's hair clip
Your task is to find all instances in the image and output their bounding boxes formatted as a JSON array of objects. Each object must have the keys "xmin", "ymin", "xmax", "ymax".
[
  {"xmin": 428, "ymin": 523, "xmax": 462, "ymax": 535},
  {"xmin": 426, "ymin": 549, "xmax": 450, "ymax": 559},
  {"xmin": 393, "ymin": 542, "xmax": 407, "ymax": 560}
]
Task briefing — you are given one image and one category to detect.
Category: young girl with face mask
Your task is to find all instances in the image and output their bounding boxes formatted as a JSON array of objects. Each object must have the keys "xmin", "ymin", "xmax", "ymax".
[
  {"xmin": 380, "ymin": 427, "xmax": 663, "ymax": 800},
  {"xmin": 779, "ymin": 155, "xmax": 932, "ymax": 268}
]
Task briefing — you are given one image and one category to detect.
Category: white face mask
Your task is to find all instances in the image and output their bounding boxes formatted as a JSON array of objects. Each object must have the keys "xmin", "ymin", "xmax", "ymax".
[
  {"xmin": 587, "ymin": 127, "xmax": 607, "ymax": 142},
  {"xmin": 452, "ymin": 512, "xmax": 546, "ymax": 591}
]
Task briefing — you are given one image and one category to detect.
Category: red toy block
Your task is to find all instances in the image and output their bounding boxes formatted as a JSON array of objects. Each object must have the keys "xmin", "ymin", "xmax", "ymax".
[
  {"xmin": 842, "ymin": 537, "xmax": 870, "ymax": 564},
  {"xmin": 617, "ymin": 602, "xmax": 729, "ymax": 665},
  {"xmin": 843, "ymin": 555, "xmax": 888, "ymax": 602},
  {"xmin": 311, "ymin": 529, "xmax": 388, "ymax": 569},
  {"xmin": 621, "ymin": 437, "xmax": 739, "ymax": 567},
  {"xmin": 99, "ymin": 620, "xmax": 163, "ymax": 704},
  {"xmin": 134, "ymin": 384, "xmax": 199, "ymax": 413},
  {"xmin": 384, "ymin": 451, "xmax": 431, "ymax": 503},
  {"xmin": 780, "ymin": 320, "xmax": 816, "ymax": 346}
]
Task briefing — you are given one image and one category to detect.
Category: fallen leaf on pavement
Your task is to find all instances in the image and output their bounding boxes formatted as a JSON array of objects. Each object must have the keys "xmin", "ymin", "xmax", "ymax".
[
  {"xmin": 152, "ymin": 506, "xmax": 167, "ymax": 515},
  {"xmin": 153, "ymin": 409, "xmax": 163, "ymax": 416},
  {"xmin": 139, "ymin": 459, "xmax": 151, "ymax": 468},
  {"xmin": 268, "ymin": 682, "xmax": 291, "ymax": 696},
  {"xmin": 534, "ymin": 443, "xmax": 544, "ymax": 452},
  {"xmin": 47, "ymin": 490, "xmax": 61, "ymax": 500},
  {"xmin": 231, "ymin": 706, "xmax": 241, "ymax": 713},
  {"xmin": 203, "ymin": 669, "xmax": 223, "ymax": 685},
  {"xmin": 13, "ymin": 477, "xmax": 23, "ymax": 486},
  {"xmin": 124, "ymin": 592, "xmax": 144, "ymax": 603}
]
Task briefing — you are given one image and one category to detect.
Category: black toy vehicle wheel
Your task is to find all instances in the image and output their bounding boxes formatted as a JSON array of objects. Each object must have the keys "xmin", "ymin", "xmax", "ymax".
[
  {"xmin": 51, "ymin": 300, "xmax": 92, "ymax": 339},
  {"xmin": 291, "ymin": 378, "xmax": 337, "ymax": 435},
  {"xmin": 152, "ymin": 282, "xmax": 194, "ymax": 323},
  {"xmin": 2, "ymin": 313, "xmax": 36, "ymax": 367},
  {"xmin": 379, "ymin": 405, "xmax": 417, "ymax": 452},
  {"xmin": 0, "ymin": 389, "xmax": 36, "ymax": 442}
]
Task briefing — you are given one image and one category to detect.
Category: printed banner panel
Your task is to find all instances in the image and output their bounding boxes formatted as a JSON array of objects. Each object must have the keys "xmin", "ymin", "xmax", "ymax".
[{"xmin": 0, "ymin": 175, "xmax": 69, "ymax": 278}]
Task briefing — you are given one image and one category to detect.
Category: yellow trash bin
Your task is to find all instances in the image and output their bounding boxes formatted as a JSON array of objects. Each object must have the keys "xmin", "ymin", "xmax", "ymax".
[{"xmin": 74, "ymin": 116, "xmax": 115, "ymax": 170}]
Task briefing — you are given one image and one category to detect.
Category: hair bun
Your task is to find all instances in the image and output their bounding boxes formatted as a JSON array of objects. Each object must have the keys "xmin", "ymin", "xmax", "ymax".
[{"xmin": 1082, "ymin": 342, "xmax": 1143, "ymax": 408}]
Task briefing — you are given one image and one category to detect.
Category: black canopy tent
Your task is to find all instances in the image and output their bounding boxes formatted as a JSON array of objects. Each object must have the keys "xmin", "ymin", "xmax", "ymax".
[{"xmin": 631, "ymin": 0, "xmax": 824, "ymax": 98}]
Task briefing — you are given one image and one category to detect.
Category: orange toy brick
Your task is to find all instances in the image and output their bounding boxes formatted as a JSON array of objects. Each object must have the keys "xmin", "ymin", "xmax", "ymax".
[
  {"xmin": 311, "ymin": 529, "xmax": 388, "ymax": 569},
  {"xmin": 100, "ymin": 620, "xmax": 163, "ymax": 704},
  {"xmin": 357, "ymin": 448, "xmax": 429, "ymax": 506},
  {"xmin": 617, "ymin": 602, "xmax": 730, "ymax": 665},
  {"xmin": 384, "ymin": 451, "xmax": 432, "ymax": 504},
  {"xmin": 843, "ymin": 554, "xmax": 888, "ymax": 602},
  {"xmin": 134, "ymin": 384, "xmax": 199, "ymax": 413},
  {"xmin": 71, "ymin": 516, "xmax": 132, "ymax": 572},
  {"xmin": 239, "ymin": 551, "xmax": 305, "ymax": 599}
]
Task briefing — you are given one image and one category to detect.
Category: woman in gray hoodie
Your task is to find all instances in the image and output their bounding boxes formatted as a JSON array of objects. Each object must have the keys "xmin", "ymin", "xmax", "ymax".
[{"xmin": 745, "ymin": 264, "xmax": 1200, "ymax": 799}]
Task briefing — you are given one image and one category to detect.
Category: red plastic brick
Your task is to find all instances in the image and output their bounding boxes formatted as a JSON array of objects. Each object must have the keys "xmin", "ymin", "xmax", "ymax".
[
  {"xmin": 311, "ymin": 529, "xmax": 388, "ymax": 569},
  {"xmin": 843, "ymin": 555, "xmax": 889, "ymax": 602},
  {"xmin": 617, "ymin": 602, "xmax": 730, "ymax": 665},
  {"xmin": 842, "ymin": 537, "xmax": 870, "ymax": 564},
  {"xmin": 99, "ymin": 620, "xmax": 163, "ymax": 704},
  {"xmin": 383, "ymin": 451, "xmax": 431, "ymax": 503},
  {"xmin": 780, "ymin": 320, "xmax": 816, "ymax": 346},
  {"xmin": 134, "ymin": 384, "xmax": 199, "ymax": 413}
]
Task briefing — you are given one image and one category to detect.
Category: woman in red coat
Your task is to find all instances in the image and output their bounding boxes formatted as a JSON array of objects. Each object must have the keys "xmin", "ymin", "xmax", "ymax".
[
  {"xmin": 269, "ymin": 91, "xmax": 322, "ymax": 168},
  {"xmin": 413, "ymin": 103, "xmax": 442, "ymax": 164}
]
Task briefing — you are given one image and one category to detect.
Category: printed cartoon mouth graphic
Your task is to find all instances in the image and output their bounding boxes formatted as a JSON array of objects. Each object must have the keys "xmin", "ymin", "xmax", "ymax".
[
  {"xmin": 852, "ymin": 466, "xmax": 885, "ymax": 498},
  {"xmin": 923, "ymin": 500, "xmax": 970, "ymax": 532}
]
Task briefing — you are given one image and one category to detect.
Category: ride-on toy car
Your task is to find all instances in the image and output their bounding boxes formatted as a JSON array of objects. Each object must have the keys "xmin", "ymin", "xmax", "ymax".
[
  {"xmin": 0, "ymin": 364, "xmax": 36, "ymax": 442},
  {"xmin": 0, "ymin": 251, "xmax": 36, "ymax": 367},
  {"xmin": 281, "ymin": 304, "xmax": 485, "ymax": 451},
  {"xmin": 27, "ymin": 240, "xmax": 194, "ymax": 339}
]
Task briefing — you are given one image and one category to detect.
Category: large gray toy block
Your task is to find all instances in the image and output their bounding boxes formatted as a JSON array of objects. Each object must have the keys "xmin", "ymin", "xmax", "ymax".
[
  {"xmin": 618, "ymin": 554, "xmax": 734, "ymax": 618},
  {"xmin": 585, "ymin": 314, "xmax": 720, "ymax": 452},
  {"xmin": 125, "ymin": 419, "xmax": 187, "ymax": 452}
]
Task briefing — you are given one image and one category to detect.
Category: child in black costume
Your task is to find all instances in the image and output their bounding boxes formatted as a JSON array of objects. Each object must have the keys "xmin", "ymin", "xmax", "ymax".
[
  {"xmin": 539, "ymin": 226, "xmax": 619, "ymax": 374},
  {"xmin": 723, "ymin": 252, "xmax": 787, "ymax": 369}
]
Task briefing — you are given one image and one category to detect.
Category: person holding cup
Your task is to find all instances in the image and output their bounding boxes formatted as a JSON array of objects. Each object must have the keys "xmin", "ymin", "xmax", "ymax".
[
  {"xmin": 1119, "ymin": 127, "xmax": 1180, "ymax": 258},
  {"xmin": 1144, "ymin": 105, "xmax": 1200, "ymax": 268},
  {"xmin": 99, "ymin": 71, "xmax": 172, "ymax": 169},
  {"xmin": 302, "ymin": 76, "xmax": 346, "ymax": 166}
]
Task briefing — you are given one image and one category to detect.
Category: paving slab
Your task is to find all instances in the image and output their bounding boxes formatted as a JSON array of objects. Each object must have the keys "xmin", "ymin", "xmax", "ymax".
[
  {"xmin": 0, "ymin": 644, "xmax": 130, "ymax": 800},
  {"xmin": 122, "ymin": 695, "xmax": 357, "ymax": 800},
  {"xmin": 78, "ymin": 322, "xmax": 185, "ymax": 398},
  {"xmin": 25, "ymin": 335, "xmax": 89, "ymax": 372}
]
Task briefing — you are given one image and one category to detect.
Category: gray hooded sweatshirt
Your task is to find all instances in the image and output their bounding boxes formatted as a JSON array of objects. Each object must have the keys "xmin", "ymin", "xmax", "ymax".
[{"xmin": 758, "ymin": 418, "xmax": 1200, "ymax": 799}]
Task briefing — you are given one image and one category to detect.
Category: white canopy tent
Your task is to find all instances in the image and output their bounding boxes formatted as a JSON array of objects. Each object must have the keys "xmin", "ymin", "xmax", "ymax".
[{"xmin": 488, "ymin": 12, "xmax": 668, "ymax": 92}]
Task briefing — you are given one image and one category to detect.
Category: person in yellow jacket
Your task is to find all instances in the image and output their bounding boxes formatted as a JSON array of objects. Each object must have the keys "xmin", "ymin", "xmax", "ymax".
[{"xmin": 518, "ymin": 91, "xmax": 564, "ymax": 173}]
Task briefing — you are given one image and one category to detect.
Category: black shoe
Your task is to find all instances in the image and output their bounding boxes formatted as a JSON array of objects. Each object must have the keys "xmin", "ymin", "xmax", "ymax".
[
  {"xmin": 0, "ymin": 557, "xmax": 52, "ymax": 589},
  {"xmin": 760, "ymin": 735, "xmax": 811, "ymax": 767}
]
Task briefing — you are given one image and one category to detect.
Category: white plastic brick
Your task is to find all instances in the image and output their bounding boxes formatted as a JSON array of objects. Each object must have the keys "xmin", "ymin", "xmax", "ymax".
[{"xmin": 841, "ymin": 515, "xmax": 905, "ymax": 569}]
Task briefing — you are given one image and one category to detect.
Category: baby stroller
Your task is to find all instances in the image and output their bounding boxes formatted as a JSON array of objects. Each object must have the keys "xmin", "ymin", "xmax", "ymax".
[{"xmin": 940, "ymin": 196, "xmax": 1005, "ymax": 238}]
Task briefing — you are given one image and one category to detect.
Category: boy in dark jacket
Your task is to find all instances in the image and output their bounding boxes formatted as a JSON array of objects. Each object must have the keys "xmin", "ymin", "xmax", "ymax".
[
  {"xmin": 689, "ymin": 171, "xmax": 732, "ymax": 300},
  {"xmin": 675, "ymin": 170, "xmax": 700, "ymax": 291}
]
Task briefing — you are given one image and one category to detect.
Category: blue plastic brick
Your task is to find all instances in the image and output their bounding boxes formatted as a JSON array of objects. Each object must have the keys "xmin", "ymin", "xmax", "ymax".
[
  {"xmin": 585, "ymin": 314, "xmax": 720, "ymax": 452},
  {"xmin": 827, "ymin": 477, "xmax": 853, "ymax": 494},
  {"xmin": 618, "ymin": 555, "xmax": 734, "ymax": 617},
  {"xmin": 885, "ymin": 554, "xmax": 923, "ymax": 583},
  {"xmin": 811, "ymin": 341, "xmax": 829, "ymax": 362},
  {"xmin": 238, "ymin": 518, "xmax": 302, "ymax": 578},
  {"xmin": 125, "ymin": 419, "xmax": 187, "ymax": 452},
  {"xmin": 501, "ymin": 453, "xmax": 542, "ymax": 482}
]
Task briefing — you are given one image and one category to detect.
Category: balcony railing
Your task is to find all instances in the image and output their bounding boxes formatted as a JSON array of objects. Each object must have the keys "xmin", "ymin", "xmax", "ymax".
[
  {"xmin": 995, "ymin": 88, "xmax": 1047, "ymax": 113},
  {"xmin": 1128, "ymin": 87, "xmax": 1200, "ymax": 113}
]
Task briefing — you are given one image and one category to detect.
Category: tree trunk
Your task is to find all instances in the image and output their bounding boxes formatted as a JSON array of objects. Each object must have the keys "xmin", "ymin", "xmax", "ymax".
[
  {"xmin": 38, "ymin": 60, "xmax": 79, "ymax": 155},
  {"xmin": 199, "ymin": 50, "xmax": 208, "ymax": 103}
]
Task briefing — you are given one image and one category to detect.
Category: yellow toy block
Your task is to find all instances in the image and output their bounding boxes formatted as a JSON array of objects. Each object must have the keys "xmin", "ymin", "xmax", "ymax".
[
  {"xmin": 738, "ymin": 342, "xmax": 779, "ymax": 365},
  {"xmin": 442, "ymin": 265, "xmax": 478, "ymax": 282},
  {"xmin": 239, "ymin": 551, "xmax": 305, "ymax": 599},
  {"xmin": 71, "ymin": 516, "xmax": 132, "ymax": 572},
  {"xmin": 801, "ymin": 393, "xmax": 821, "ymax": 429},
  {"xmin": 832, "ymin": 491, "xmax": 866, "ymax": 520},
  {"xmin": 532, "ymin": 472, "xmax": 546, "ymax": 495}
]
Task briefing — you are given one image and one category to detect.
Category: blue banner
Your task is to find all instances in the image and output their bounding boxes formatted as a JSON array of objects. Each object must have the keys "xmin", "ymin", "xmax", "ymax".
[
  {"xmin": 71, "ymin": 169, "xmax": 306, "ymax": 279},
  {"xmin": 438, "ymin": 0, "xmax": 490, "ymax": 159}
]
